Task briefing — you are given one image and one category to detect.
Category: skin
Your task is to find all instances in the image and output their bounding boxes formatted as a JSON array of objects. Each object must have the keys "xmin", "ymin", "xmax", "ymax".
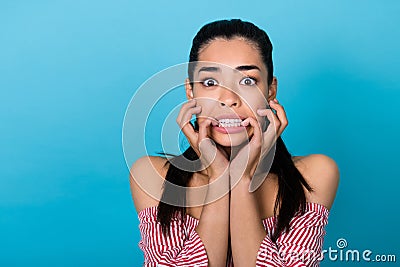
[{"xmin": 130, "ymin": 37, "xmax": 340, "ymax": 266}]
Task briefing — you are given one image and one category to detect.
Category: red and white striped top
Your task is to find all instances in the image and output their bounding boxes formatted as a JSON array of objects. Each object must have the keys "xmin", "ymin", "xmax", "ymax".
[{"xmin": 138, "ymin": 202, "xmax": 329, "ymax": 266}]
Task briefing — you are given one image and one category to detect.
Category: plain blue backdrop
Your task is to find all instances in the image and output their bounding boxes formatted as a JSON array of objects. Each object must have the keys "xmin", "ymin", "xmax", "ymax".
[{"xmin": 1, "ymin": 1, "xmax": 399, "ymax": 266}]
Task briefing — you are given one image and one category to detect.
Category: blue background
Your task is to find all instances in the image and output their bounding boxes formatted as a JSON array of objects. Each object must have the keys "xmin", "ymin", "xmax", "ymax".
[{"xmin": 1, "ymin": 0, "xmax": 399, "ymax": 266}]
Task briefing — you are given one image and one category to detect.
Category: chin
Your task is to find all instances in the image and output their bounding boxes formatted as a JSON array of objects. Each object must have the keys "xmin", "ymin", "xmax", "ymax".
[{"xmin": 210, "ymin": 131, "xmax": 251, "ymax": 148}]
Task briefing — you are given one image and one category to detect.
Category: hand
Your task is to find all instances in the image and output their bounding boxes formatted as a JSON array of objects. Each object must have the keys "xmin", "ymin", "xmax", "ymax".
[
  {"xmin": 230, "ymin": 98, "xmax": 288, "ymax": 186},
  {"xmin": 176, "ymin": 99, "xmax": 229, "ymax": 181}
]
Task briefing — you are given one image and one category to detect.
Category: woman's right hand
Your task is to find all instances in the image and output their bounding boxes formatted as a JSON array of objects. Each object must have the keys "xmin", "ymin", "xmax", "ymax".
[{"xmin": 176, "ymin": 99, "xmax": 229, "ymax": 181}]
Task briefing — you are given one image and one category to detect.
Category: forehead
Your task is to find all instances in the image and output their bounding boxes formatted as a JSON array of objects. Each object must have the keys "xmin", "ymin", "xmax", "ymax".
[{"xmin": 197, "ymin": 38, "xmax": 266, "ymax": 72}]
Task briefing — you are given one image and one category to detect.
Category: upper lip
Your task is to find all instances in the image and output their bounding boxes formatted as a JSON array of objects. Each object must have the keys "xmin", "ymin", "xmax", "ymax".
[{"xmin": 214, "ymin": 114, "xmax": 245, "ymax": 121}]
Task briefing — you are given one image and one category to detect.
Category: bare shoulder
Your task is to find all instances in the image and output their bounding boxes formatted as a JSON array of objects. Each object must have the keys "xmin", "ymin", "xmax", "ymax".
[
  {"xmin": 293, "ymin": 154, "xmax": 340, "ymax": 210},
  {"xmin": 129, "ymin": 156, "xmax": 169, "ymax": 213}
]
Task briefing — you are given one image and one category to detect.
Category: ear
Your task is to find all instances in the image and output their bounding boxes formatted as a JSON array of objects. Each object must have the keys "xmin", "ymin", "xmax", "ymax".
[
  {"xmin": 267, "ymin": 76, "xmax": 278, "ymax": 101},
  {"xmin": 185, "ymin": 78, "xmax": 194, "ymax": 100}
]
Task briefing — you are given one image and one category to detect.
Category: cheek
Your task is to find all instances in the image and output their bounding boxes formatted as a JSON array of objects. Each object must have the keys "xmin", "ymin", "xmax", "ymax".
[
  {"xmin": 193, "ymin": 95, "xmax": 221, "ymax": 118},
  {"xmin": 240, "ymin": 92, "xmax": 268, "ymax": 113}
]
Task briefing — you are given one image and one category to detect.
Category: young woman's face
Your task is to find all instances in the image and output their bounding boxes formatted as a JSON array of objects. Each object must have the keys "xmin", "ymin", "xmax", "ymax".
[{"xmin": 187, "ymin": 38, "xmax": 275, "ymax": 147}]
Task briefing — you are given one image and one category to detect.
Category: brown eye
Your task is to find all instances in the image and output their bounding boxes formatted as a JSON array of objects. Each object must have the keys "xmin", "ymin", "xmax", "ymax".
[
  {"xmin": 240, "ymin": 77, "xmax": 256, "ymax": 86},
  {"xmin": 202, "ymin": 78, "xmax": 218, "ymax": 87}
]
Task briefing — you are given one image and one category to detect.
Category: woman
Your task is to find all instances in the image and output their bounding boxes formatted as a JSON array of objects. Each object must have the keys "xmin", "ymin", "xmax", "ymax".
[{"xmin": 130, "ymin": 19, "xmax": 339, "ymax": 266}]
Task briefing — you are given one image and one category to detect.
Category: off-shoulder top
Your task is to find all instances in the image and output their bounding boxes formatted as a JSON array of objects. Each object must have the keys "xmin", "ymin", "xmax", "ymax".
[{"xmin": 138, "ymin": 202, "xmax": 329, "ymax": 266}]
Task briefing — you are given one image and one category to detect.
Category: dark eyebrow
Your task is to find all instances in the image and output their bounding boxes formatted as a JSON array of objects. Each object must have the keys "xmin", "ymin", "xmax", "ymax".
[
  {"xmin": 197, "ymin": 66, "xmax": 221, "ymax": 73},
  {"xmin": 235, "ymin": 65, "xmax": 260, "ymax": 71},
  {"xmin": 197, "ymin": 65, "xmax": 260, "ymax": 74}
]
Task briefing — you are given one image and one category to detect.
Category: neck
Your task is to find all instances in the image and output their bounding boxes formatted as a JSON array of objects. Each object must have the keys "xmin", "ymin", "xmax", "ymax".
[{"xmin": 219, "ymin": 142, "xmax": 247, "ymax": 160}]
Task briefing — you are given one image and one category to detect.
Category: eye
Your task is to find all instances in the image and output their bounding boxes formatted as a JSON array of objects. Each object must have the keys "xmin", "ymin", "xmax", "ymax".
[
  {"xmin": 240, "ymin": 77, "xmax": 257, "ymax": 86},
  {"xmin": 202, "ymin": 78, "xmax": 218, "ymax": 87}
]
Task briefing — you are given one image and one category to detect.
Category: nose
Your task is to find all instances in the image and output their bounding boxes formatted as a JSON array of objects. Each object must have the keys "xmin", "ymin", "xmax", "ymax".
[{"xmin": 219, "ymin": 87, "xmax": 241, "ymax": 108}]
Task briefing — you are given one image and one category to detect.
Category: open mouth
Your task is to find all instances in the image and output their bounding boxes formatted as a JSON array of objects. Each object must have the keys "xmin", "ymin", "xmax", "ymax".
[
  {"xmin": 217, "ymin": 118, "xmax": 243, "ymax": 127},
  {"xmin": 212, "ymin": 116, "xmax": 247, "ymax": 134}
]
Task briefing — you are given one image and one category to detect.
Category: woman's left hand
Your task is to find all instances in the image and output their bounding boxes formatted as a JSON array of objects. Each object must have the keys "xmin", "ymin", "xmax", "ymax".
[{"xmin": 229, "ymin": 98, "xmax": 288, "ymax": 186}]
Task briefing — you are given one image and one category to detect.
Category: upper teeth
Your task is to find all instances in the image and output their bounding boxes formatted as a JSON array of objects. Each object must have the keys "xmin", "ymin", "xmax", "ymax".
[{"xmin": 218, "ymin": 118, "xmax": 242, "ymax": 127}]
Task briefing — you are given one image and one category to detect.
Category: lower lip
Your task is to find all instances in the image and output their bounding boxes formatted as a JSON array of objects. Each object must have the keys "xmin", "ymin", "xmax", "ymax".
[{"xmin": 212, "ymin": 125, "xmax": 247, "ymax": 134}]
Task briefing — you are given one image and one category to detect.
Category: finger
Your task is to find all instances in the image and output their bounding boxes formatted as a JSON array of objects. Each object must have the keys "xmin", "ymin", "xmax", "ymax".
[
  {"xmin": 197, "ymin": 119, "xmax": 218, "ymax": 164},
  {"xmin": 269, "ymin": 101, "xmax": 288, "ymax": 135},
  {"xmin": 256, "ymin": 108, "xmax": 271, "ymax": 132},
  {"xmin": 182, "ymin": 106, "xmax": 202, "ymax": 126},
  {"xmin": 261, "ymin": 107, "xmax": 280, "ymax": 134},
  {"xmin": 177, "ymin": 102, "xmax": 202, "ymax": 147},
  {"xmin": 176, "ymin": 101, "xmax": 201, "ymax": 130},
  {"xmin": 198, "ymin": 118, "xmax": 213, "ymax": 142},
  {"xmin": 179, "ymin": 105, "xmax": 201, "ymax": 131},
  {"xmin": 178, "ymin": 104, "xmax": 201, "ymax": 127},
  {"xmin": 181, "ymin": 120, "xmax": 198, "ymax": 147},
  {"xmin": 242, "ymin": 117, "xmax": 262, "ymax": 146},
  {"xmin": 257, "ymin": 108, "xmax": 280, "ymax": 151},
  {"xmin": 176, "ymin": 99, "xmax": 198, "ymax": 124},
  {"xmin": 256, "ymin": 108, "xmax": 269, "ymax": 117}
]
